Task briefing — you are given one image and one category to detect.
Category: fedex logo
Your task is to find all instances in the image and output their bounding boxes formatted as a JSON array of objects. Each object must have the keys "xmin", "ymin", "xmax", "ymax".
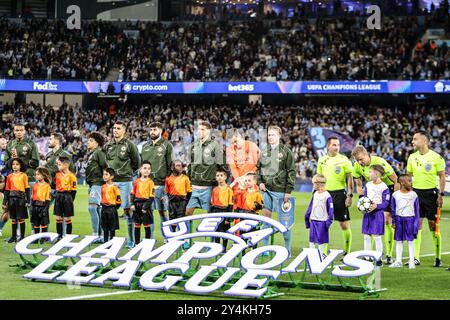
[{"xmin": 33, "ymin": 82, "xmax": 58, "ymax": 91}]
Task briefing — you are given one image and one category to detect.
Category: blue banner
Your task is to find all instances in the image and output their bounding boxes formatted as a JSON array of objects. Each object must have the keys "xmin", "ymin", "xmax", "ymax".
[
  {"xmin": 277, "ymin": 198, "xmax": 295, "ymax": 230},
  {"xmin": 0, "ymin": 80, "xmax": 83, "ymax": 93},
  {"xmin": 308, "ymin": 128, "xmax": 355, "ymax": 158},
  {"xmin": 1, "ymin": 79, "xmax": 450, "ymax": 94}
]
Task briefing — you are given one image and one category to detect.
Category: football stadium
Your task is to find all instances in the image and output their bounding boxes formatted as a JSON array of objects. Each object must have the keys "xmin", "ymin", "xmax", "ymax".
[{"xmin": 0, "ymin": 0, "xmax": 450, "ymax": 303}]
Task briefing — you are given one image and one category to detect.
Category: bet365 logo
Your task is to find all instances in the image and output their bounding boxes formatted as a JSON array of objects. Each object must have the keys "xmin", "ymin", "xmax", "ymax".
[{"xmin": 366, "ymin": 5, "xmax": 381, "ymax": 30}]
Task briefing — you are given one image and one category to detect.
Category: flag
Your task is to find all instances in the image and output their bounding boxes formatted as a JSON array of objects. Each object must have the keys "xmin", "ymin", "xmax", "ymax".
[
  {"xmin": 277, "ymin": 197, "xmax": 295, "ymax": 230},
  {"xmin": 308, "ymin": 127, "xmax": 355, "ymax": 158},
  {"xmin": 35, "ymin": 137, "xmax": 49, "ymax": 157}
]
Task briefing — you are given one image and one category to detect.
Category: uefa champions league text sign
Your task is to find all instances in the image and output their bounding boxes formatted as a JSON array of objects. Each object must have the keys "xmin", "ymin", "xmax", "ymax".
[{"xmin": 15, "ymin": 213, "xmax": 382, "ymax": 298}]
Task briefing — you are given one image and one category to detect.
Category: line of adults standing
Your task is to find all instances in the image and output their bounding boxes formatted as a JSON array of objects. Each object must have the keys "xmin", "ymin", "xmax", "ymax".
[
  {"xmin": 0, "ymin": 121, "xmax": 446, "ymax": 270},
  {"xmin": 0, "ymin": 121, "xmax": 297, "ymax": 253},
  {"xmin": 316, "ymin": 132, "xmax": 446, "ymax": 268}
]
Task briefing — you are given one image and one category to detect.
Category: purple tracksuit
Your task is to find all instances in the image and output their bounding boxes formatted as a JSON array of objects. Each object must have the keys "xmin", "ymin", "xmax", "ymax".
[
  {"xmin": 391, "ymin": 190, "xmax": 420, "ymax": 241},
  {"xmin": 362, "ymin": 181, "xmax": 390, "ymax": 236},
  {"xmin": 305, "ymin": 191, "xmax": 334, "ymax": 244}
]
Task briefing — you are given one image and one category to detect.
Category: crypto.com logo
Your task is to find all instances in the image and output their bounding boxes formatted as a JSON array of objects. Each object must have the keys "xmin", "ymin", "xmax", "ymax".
[{"xmin": 123, "ymin": 84, "xmax": 132, "ymax": 93}]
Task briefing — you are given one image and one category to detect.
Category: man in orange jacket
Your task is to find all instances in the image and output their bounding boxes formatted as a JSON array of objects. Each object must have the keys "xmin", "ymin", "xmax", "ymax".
[{"xmin": 226, "ymin": 129, "xmax": 260, "ymax": 211}]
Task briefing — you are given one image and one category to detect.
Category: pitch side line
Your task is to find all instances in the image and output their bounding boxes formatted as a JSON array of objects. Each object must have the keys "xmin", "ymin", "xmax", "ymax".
[
  {"xmin": 401, "ymin": 251, "xmax": 450, "ymax": 260},
  {"xmin": 54, "ymin": 290, "xmax": 142, "ymax": 300},
  {"xmin": 52, "ymin": 252, "xmax": 450, "ymax": 300}
]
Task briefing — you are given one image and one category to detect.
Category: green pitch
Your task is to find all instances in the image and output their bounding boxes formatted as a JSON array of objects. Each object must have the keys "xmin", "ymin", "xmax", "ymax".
[{"xmin": 1, "ymin": 186, "xmax": 449, "ymax": 300}]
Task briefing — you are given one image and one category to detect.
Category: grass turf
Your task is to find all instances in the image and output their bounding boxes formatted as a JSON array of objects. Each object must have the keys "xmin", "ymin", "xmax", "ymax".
[{"xmin": 1, "ymin": 185, "xmax": 449, "ymax": 300}]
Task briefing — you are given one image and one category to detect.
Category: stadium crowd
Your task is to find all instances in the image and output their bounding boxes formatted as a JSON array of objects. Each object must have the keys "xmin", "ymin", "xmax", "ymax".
[
  {"xmin": 0, "ymin": 18, "xmax": 121, "ymax": 81},
  {"xmin": 0, "ymin": 101, "xmax": 448, "ymax": 181},
  {"xmin": 0, "ymin": 15, "xmax": 449, "ymax": 82},
  {"xmin": 405, "ymin": 39, "xmax": 450, "ymax": 80}
]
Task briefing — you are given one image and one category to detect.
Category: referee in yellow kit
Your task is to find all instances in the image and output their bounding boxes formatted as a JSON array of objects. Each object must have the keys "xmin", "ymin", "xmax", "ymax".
[
  {"xmin": 406, "ymin": 131, "xmax": 446, "ymax": 267},
  {"xmin": 317, "ymin": 136, "xmax": 354, "ymax": 255}
]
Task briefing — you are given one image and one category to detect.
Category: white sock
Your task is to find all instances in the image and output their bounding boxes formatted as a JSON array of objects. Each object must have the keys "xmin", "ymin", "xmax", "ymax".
[
  {"xmin": 374, "ymin": 236, "xmax": 383, "ymax": 255},
  {"xmin": 364, "ymin": 234, "xmax": 372, "ymax": 251},
  {"xmin": 309, "ymin": 242, "xmax": 316, "ymax": 249},
  {"xmin": 318, "ymin": 244, "xmax": 325, "ymax": 256},
  {"xmin": 408, "ymin": 241, "xmax": 415, "ymax": 264},
  {"xmin": 93, "ymin": 232, "xmax": 98, "ymax": 237},
  {"xmin": 396, "ymin": 241, "xmax": 403, "ymax": 263}
]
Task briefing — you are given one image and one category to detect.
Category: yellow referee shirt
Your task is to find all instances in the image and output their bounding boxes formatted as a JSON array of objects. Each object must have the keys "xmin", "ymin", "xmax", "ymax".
[
  {"xmin": 353, "ymin": 155, "xmax": 395, "ymax": 186},
  {"xmin": 407, "ymin": 150, "xmax": 446, "ymax": 189},
  {"xmin": 317, "ymin": 153, "xmax": 353, "ymax": 191}
]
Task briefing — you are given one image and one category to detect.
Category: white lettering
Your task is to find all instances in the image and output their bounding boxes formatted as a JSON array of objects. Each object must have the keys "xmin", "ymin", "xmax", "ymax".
[
  {"xmin": 174, "ymin": 241, "xmax": 223, "ymax": 265},
  {"xmin": 184, "ymin": 266, "xmax": 240, "ymax": 294},
  {"xmin": 241, "ymin": 246, "xmax": 289, "ymax": 270},
  {"xmin": 90, "ymin": 260, "xmax": 141, "ymax": 287},
  {"xmin": 224, "ymin": 269, "xmax": 280, "ymax": 298},
  {"xmin": 332, "ymin": 250, "xmax": 381, "ymax": 277},
  {"xmin": 140, "ymin": 263, "xmax": 188, "ymax": 290},
  {"xmin": 23, "ymin": 255, "xmax": 64, "ymax": 281},
  {"xmin": 80, "ymin": 237, "xmax": 125, "ymax": 260},
  {"xmin": 56, "ymin": 257, "xmax": 109, "ymax": 284},
  {"xmin": 15, "ymin": 232, "xmax": 59, "ymax": 255},
  {"xmin": 118, "ymin": 239, "xmax": 184, "ymax": 263}
]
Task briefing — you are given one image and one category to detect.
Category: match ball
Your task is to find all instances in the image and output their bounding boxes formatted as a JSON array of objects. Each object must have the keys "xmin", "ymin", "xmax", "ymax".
[{"xmin": 357, "ymin": 197, "xmax": 373, "ymax": 214}]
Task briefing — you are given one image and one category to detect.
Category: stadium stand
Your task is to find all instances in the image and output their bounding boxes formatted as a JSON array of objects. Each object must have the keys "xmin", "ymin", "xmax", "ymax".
[{"xmin": 0, "ymin": 14, "xmax": 448, "ymax": 81}]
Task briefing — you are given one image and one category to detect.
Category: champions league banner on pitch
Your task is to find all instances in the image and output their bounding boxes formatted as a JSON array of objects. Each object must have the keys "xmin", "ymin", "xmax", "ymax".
[
  {"xmin": 308, "ymin": 128, "xmax": 355, "ymax": 158},
  {"xmin": 14, "ymin": 213, "xmax": 383, "ymax": 298},
  {"xmin": 1, "ymin": 79, "xmax": 450, "ymax": 94}
]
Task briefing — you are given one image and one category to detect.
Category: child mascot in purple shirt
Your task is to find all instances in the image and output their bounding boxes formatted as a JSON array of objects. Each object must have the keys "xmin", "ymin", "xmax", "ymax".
[{"xmin": 305, "ymin": 174, "xmax": 334, "ymax": 257}]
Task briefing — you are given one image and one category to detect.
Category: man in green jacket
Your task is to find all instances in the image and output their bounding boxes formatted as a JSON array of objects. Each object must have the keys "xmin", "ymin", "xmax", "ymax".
[
  {"xmin": 44, "ymin": 132, "xmax": 76, "ymax": 236},
  {"xmin": 103, "ymin": 121, "xmax": 140, "ymax": 248},
  {"xmin": 186, "ymin": 120, "xmax": 228, "ymax": 217},
  {"xmin": 5, "ymin": 123, "xmax": 40, "ymax": 183},
  {"xmin": 140, "ymin": 122, "xmax": 174, "ymax": 239},
  {"xmin": 258, "ymin": 125, "xmax": 296, "ymax": 253},
  {"xmin": 5, "ymin": 123, "xmax": 40, "ymax": 236},
  {"xmin": 45, "ymin": 133, "xmax": 76, "ymax": 188},
  {"xmin": 86, "ymin": 132, "xmax": 107, "ymax": 243}
]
